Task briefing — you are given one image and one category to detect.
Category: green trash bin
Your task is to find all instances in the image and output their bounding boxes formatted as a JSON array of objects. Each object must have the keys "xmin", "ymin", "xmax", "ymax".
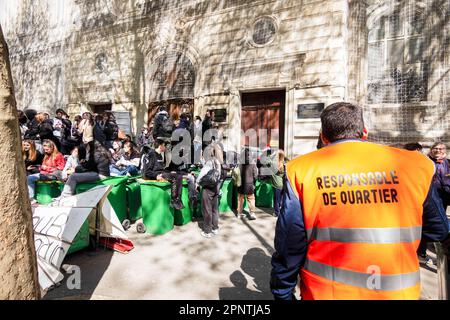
[
  {"xmin": 174, "ymin": 180, "xmax": 192, "ymax": 226},
  {"xmin": 255, "ymin": 179, "xmax": 274, "ymax": 208},
  {"xmin": 75, "ymin": 176, "xmax": 128, "ymax": 223},
  {"xmin": 219, "ymin": 179, "xmax": 235, "ymax": 213},
  {"xmin": 140, "ymin": 180, "xmax": 174, "ymax": 235},
  {"xmin": 126, "ymin": 178, "xmax": 142, "ymax": 222},
  {"xmin": 67, "ymin": 218, "xmax": 90, "ymax": 255},
  {"xmin": 35, "ymin": 181, "xmax": 64, "ymax": 205}
]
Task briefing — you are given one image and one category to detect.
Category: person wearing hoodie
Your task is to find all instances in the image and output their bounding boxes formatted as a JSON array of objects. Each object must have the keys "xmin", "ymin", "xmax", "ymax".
[{"xmin": 56, "ymin": 141, "xmax": 111, "ymax": 200}]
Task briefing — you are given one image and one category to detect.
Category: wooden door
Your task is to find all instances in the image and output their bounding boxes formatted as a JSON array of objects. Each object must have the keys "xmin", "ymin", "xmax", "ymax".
[{"xmin": 241, "ymin": 91, "xmax": 285, "ymax": 149}]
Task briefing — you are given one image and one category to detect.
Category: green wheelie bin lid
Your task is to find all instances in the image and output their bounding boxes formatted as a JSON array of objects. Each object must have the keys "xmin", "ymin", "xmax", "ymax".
[
  {"xmin": 75, "ymin": 176, "xmax": 128, "ymax": 223},
  {"xmin": 35, "ymin": 180, "xmax": 64, "ymax": 205}
]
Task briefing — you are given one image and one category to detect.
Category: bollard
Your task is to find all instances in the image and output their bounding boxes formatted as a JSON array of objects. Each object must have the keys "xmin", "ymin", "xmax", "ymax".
[{"xmin": 434, "ymin": 242, "xmax": 448, "ymax": 300}]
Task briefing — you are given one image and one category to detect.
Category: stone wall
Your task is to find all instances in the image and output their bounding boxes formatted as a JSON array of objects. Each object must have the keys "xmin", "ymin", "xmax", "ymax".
[{"xmin": 5, "ymin": 1, "xmax": 448, "ymax": 157}]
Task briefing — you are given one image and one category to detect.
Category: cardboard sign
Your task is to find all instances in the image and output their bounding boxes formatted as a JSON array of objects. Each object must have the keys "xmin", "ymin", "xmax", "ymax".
[{"xmin": 32, "ymin": 185, "xmax": 127, "ymax": 290}]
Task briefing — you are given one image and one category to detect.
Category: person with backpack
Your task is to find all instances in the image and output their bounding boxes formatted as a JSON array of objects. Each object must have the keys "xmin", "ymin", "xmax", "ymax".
[
  {"xmin": 152, "ymin": 106, "xmax": 173, "ymax": 141},
  {"xmin": 197, "ymin": 143, "xmax": 223, "ymax": 238}
]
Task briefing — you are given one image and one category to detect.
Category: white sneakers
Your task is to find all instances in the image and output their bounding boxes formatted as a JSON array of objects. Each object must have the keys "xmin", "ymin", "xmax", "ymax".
[
  {"xmin": 201, "ymin": 231, "xmax": 213, "ymax": 238},
  {"xmin": 201, "ymin": 229, "xmax": 219, "ymax": 238},
  {"xmin": 238, "ymin": 212, "xmax": 257, "ymax": 220}
]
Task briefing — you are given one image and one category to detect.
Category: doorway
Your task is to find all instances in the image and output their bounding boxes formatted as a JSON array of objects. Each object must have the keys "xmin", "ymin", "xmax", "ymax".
[
  {"xmin": 89, "ymin": 103, "xmax": 112, "ymax": 115},
  {"xmin": 241, "ymin": 90, "xmax": 285, "ymax": 150}
]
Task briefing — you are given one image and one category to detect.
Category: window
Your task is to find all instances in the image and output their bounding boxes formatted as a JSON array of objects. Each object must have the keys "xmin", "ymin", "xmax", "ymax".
[
  {"xmin": 252, "ymin": 17, "xmax": 277, "ymax": 46},
  {"xmin": 211, "ymin": 108, "xmax": 227, "ymax": 123},
  {"xmin": 367, "ymin": 1, "xmax": 428, "ymax": 104}
]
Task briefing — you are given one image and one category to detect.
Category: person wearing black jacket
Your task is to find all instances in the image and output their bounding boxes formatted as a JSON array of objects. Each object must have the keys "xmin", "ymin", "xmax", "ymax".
[
  {"xmin": 54, "ymin": 109, "xmax": 73, "ymax": 155},
  {"xmin": 104, "ymin": 112, "xmax": 119, "ymax": 149},
  {"xmin": 31, "ymin": 112, "xmax": 61, "ymax": 152},
  {"xmin": 142, "ymin": 139, "xmax": 185, "ymax": 210},
  {"xmin": 58, "ymin": 141, "xmax": 111, "ymax": 199}
]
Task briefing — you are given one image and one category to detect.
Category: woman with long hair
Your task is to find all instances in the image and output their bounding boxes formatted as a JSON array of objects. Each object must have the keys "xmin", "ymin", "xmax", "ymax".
[
  {"xmin": 22, "ymin": 140, "xmax": 44, "ymax": 175},
  {"xmin": 197, "ymin": 142, "xmax": 223, "ymax": 238},
  {"xmin": 27, "ymin": 139, "xmax": 66, "ymax": 204}
]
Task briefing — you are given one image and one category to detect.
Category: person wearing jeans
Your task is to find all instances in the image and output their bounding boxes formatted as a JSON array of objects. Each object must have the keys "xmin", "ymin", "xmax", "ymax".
[
  {"xmin": 27, "ymin": 139, "xmax": 65, "ymax": 203},
  {"xmin": 58, "ymin": 141, "xmax": 111, "ymax": 199}
]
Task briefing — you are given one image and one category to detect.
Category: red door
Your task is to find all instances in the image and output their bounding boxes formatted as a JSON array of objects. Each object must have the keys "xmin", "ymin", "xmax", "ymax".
[{"xmin": 241, "ymin": 91, "xmax": 285, "ymax": 149}]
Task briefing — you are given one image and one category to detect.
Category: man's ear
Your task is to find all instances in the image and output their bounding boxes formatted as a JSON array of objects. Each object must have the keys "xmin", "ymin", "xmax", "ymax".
[
  {"xmin": 362, "ymin": 127, "xmax": 369, "ymax": 140},
  {"xmin": 320, "ymin": 131, "xmax": 329, "ymax": 145}
]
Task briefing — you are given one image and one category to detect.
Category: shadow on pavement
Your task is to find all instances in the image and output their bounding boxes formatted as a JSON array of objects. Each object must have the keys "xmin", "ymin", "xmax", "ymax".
[
  {"xmin": 219, "ymin": 247, "xmax": 273, "ymax": 300},
  {"xmin": 42, "ymin": 246, "xmax": 114, "ymax": 300}
]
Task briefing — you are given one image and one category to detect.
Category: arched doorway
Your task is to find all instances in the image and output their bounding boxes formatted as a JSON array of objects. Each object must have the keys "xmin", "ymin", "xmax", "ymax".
[{"xmin": 147, "ymin": 52, "xmax": 196, "ymax": 126}]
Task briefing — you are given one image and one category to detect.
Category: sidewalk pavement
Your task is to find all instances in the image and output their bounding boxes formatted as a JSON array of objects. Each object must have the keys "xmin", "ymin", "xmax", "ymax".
[{"xmin": 43, "ymin": 208, "xmax": 443, "ymax": 300}]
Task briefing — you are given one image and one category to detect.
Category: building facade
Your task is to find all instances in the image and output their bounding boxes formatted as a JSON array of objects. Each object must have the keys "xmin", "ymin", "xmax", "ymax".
[{"xmin": 1, "ymin": 0, "xmax": 449, "ymax": 158}]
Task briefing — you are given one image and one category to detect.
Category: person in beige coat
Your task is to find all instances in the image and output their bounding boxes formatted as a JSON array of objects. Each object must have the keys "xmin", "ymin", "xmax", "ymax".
[{"xmin": 79, "ymin": 112, "xmax": 94, "ymax": 144}]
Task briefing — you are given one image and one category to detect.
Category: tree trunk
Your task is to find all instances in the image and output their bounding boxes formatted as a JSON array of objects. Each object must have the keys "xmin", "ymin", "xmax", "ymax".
[{"xmin": 0, "ymin": 24, "xmax": 40, "ymax": 299}]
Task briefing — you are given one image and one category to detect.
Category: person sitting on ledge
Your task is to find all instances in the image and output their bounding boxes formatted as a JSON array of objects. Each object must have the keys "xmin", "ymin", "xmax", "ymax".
[
  {"xmin": 110, "ymin": 141, "xmax": 141, "ymax": 176},
  {"xmin": 27, "ymin": 139, "xmax": 66, "ymax": 205},
  {"xmin": 142, "ymin": 138, "xmax": 185, "ymax": 210},
  {"xmin": 53, "ymin": 141, "xmax": 111, "ymax": 203}
]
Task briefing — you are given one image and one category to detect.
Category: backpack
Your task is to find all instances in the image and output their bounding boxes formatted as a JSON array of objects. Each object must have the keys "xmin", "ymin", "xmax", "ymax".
[
  {"xmin": 199, "ymin": 161, "xmax": 221, "ymax": 189},
  {"xmin": 231, "ymin": 166, "xmax": 242, "ymax": 187},
  {"xmin": 161, "ymin": 115, "xmax": 174, "ymax": 136}
]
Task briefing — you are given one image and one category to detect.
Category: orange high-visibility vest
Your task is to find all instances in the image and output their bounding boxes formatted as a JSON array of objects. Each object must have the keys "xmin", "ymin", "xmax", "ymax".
[{"xmin": 286, "ymin": 141, "xmax": 435, "ymax": 300}]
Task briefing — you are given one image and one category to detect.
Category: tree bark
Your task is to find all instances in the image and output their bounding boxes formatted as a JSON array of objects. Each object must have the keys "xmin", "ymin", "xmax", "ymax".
[{"xmin": 0, "ymin": 24, "xmax": 40, "ymax": 299}]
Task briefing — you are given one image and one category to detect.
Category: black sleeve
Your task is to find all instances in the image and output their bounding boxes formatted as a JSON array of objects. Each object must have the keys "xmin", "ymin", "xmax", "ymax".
[
  {"xmin": 422, "ymin": 182, "xmax": 450, "ymax": 242},
  {"xmin": 143, "ymin": 151, "xmax": 158, "ymax": 180},
  {"xmin": 39, "ymin": 122, "xmax": 54, "ymax": 139}
]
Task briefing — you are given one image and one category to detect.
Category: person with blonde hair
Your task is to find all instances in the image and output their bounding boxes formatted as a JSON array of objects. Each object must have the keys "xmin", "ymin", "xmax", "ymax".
[
  {"xmin": 22, "ymin": 140, "xmax": 43, "ymax": 175},
  {"xmin": 27, "ymin": 139, "xmax": 66, "ymax": 204}
]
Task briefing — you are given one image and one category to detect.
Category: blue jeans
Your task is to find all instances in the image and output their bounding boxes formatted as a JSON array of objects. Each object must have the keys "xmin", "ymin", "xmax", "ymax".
[
  {"xmin": 274, "ymin": 188, "xmax": 283, "ymax": 217},
  {"xmin": 27, "ymin": 173, "xmax": 41, "ymax": 199},
  {"xmin": 110, "ymin": 165, "xmax": 140, "ymax": 176}
]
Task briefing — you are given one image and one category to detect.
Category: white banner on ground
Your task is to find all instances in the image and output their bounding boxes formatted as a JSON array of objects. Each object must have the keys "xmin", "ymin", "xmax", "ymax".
[{"xmin": 32, "ymin": 185, "xmax": 127, "ymax": 290}]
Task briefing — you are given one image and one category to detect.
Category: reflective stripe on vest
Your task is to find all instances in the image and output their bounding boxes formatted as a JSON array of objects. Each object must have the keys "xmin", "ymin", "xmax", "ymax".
[
  {"xmin": 306, "ymin": 226, "xmax": 422, "ymax": 244},
  {"xmin": 303, "ymin": 259, "xmax": 420, "ymax": 291}
]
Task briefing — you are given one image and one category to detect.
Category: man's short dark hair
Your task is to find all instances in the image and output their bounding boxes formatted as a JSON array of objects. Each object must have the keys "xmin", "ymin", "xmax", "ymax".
[
  {"xmin": 154, "ymin": 138, "xmax": 166, "ymax": 148},
  {"xmin": 404, "ymin": 142, "xmax": 423, "ymax": 151},
  {"xmin": 320, "ymin": 102, "xmax": 365, "ymax": 143}
]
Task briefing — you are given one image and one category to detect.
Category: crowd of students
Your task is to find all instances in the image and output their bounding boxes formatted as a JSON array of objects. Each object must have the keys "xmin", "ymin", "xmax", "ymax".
[{"xmin": 19, "ymin": 106, "xmax": 285, "ymax": 238}]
